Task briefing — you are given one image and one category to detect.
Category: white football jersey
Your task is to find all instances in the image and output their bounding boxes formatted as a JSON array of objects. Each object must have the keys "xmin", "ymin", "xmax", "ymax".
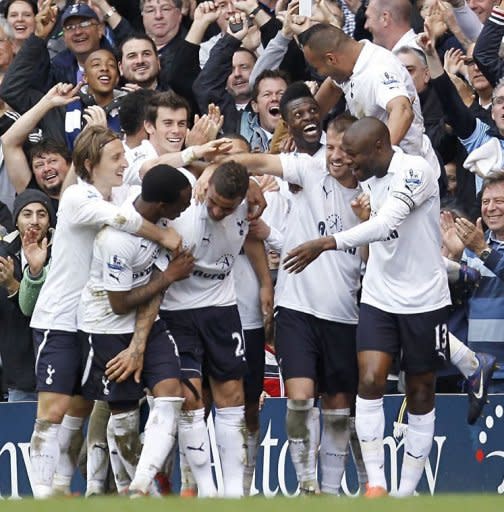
[
  {"xmin": 334, "ymin": 150, "xmax": 451, "ymax": 314},
  {"xmin": 335, "ymin": 40, "xmax": 439, "ymax": 176},
  {"xmin": 31, "ymin": 181, "xmax": 143, "ymax": 332},
  {"xmin": 275, "ymin": 151, "xmax": 363, "ymax": 323},
  {"xmin": 161, "ymin": 200, "xmax": 249, "ymax": 310},
  {"xmin": 78, "ymin": 199, "xmax": 167, "ymax": 334},
  {"xmin": 122, "ymin": 139, "xmax": 157, "ymax": 186}
]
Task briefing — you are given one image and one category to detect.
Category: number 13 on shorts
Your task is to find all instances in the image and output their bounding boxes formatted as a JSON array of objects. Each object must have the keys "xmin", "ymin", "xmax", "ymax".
[{"xmin": 434, "ymin": 323, "xmax": 450, "ymax": 361}]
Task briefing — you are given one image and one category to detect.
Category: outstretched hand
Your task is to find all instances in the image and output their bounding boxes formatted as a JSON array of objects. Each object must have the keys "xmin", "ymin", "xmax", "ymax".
[{"xmin": 283, "ymin": 237, "xmax": 333, "ymax": 273}]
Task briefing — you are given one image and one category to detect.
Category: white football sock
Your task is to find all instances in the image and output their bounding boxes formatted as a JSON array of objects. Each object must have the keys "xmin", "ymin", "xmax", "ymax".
[
  {"xmin": 85, "ymin": 401, "xmax": 110, "ymax": 497},
  {"xmin": 349, "ymin": 415, "xmax": 368, "ymax": 492},
  {"xmin": 286, "ymin": 399, "xmax": 317, "ymax": 491},
  {"xmin": 320, "ymin": 408, "xmax": 350, "ymax": 495},
  {"xmin": 30, "ymin": 419, "xmax": 60, "ymax": 498},
  {"xmin": 355, "ymin": 396, "xmax": 386, "ymax": 489},
  {"xmin": 106, "ymin": 415, "xmax": 130, "ymax": 493},
  {"xmin": 449, "ymin": 335, "xmax": 478, "ymax": 378},
  {"xmin": 178, "ymin": 408, "xmax": 216, "ymax": 497},
  {"xmin": 52, "ymin": 415, "xmax": 84, "ymax": 495},
  {"xmin": 309, "ymin": 407, "xmax": 321, "ymax": 486},
  {"xmin": 129, "ymin": 397, "xmax": 183, "ymax": 494},
  {"xmin": 214, "ymin": 405, "xmax": 247, "ymax": 497},
  {"xmin": 113, "ymin": 409, "xmax": 141, "ymax": 480},
  {"xmin": 179, "ymin": 442, "xmax": 197, "ymax": 494},
  {"xmin": 243, "ymin": 429, "xmax": 259, "ymax": 496},
  {"xmin": 397, "ymin": 409, "xmax": 435, "ymax": 497}
]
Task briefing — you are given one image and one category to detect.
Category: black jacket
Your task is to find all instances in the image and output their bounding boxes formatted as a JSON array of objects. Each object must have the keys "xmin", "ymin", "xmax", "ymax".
[{"xmin": 0, "ymin": 235, "xmax": 36, "ymax": 393}]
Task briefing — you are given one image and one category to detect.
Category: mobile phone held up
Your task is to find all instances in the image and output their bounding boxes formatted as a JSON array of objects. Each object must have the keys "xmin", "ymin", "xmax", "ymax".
[
  {"xmin": 229, "ymin": 16, "xmax": 255, "ymax": 33},
  {"xmin": 299, "ymin": 0, "xmax": 312, "ymax": 17}
]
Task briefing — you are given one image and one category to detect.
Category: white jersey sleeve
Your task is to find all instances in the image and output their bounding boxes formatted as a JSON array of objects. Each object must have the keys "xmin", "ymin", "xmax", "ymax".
[
  {"xmin": 279, "ymin": 152, "xmax": 309, "ymax": 187},
  {"xmin": 63, "ymin": 185, "xmax": 143, "ymax": 233},
  {"xmin": 101, "ymin": 233, "xmax": 138, "ymax": 292},
  {"xmin": 372, "ymin": 68, "xmax": 410, "ymax": 111}
]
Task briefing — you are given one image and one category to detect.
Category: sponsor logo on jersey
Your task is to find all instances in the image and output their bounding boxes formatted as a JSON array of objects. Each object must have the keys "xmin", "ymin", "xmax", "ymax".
[{"xmin": 193, "ymin": 269, "xmax": 232, "ymax": 280}]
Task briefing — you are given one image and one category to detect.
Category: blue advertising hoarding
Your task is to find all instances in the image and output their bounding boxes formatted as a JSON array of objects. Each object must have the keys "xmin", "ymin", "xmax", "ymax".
[{"xmin": 0, "ymin": 395, "xmax": 503, "ymax": 497}]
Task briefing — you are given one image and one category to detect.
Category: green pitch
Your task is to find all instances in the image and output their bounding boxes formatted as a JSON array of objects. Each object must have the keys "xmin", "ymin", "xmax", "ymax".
[{"xmin": 0, "ymin": 495, "xmax": 502, "ymax": 512}]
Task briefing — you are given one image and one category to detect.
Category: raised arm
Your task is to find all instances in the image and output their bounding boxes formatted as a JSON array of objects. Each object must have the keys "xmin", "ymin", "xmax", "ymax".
[
  {"xmin": 315, "ymin": 78, "xmax": 344, "ymax": 120},
  {"xmin": 1, "ymin": 83, "xmax": 80, "ymax": 193},
  {"xmin": 418, "ymin": 26, "xmax": 477, "ymax": 139}
]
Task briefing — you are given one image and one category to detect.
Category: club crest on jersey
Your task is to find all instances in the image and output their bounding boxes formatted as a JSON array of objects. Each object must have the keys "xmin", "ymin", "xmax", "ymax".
[
  {"xmin": 45, "ymin": 365, "xmax": 55, "ymax": 386},
  {"xmin": 404, "ymin": 168, "xmax": 423, "ymax": 192},
  {"xmin": 216, "ymin": 253, "xmax": 234, "ymax": 270}
]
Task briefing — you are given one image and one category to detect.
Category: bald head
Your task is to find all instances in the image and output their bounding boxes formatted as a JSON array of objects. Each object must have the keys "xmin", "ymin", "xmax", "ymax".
[
  {"xmin": 379, "ymin": 0, "xmax": 412, "ymax": 24},
  {"xmin": 365, "ymin": 0, "xmax": 412, "ymax": 49},
  {"xmin": 301, "ymin": 23, "xmax": 349, "ymax": 54},
  {"xmin": 342, "ymin": 117, "xmax": 393, "ymax": 180},
  {"xmin": 345, "ymin": 117, "xmax": 391, "ymax": 149},
  {"xmin": 301, "ymin": 23, "xmax": 359, "ymax": 81}
]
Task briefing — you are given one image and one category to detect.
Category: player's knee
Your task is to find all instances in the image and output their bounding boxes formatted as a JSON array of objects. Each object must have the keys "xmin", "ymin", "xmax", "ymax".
[
  {"xmin": 39, "ymin": 400, "xmax": 69, "ymax": 424},
  {"xmin": 358, "ymin": 371, "xmax": 386, "ymax": 398},
  {"xmin": 67, "ymin": 397, "xmax": 93, "ymax": 418},
  {"xmin": 152, "ymin": 378, "xmax": 182, "ymax": 398},
  {"xmin": 212, "ymin": 381, "xmax": 244, "ymax": 408}
]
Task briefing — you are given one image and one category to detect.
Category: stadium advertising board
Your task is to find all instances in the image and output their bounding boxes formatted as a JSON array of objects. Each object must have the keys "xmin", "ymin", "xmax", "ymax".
[{"xmin": 0, "ymin": 395, "xmax": 503, "ymax": 497}]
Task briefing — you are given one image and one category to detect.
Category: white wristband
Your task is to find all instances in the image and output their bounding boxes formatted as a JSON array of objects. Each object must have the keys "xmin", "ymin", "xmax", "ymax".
[{"xmin": 181, "ymin": 147, "xmax": 196, "ymax": 165}]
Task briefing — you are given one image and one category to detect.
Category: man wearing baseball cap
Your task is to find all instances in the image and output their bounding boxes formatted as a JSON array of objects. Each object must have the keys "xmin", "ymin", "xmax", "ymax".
[{"xmin": 0, "ymin": 2, "xmax": 111, "ymax": 117}]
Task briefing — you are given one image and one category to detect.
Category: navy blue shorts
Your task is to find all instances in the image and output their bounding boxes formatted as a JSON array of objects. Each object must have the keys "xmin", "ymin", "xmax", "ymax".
[
  {"xmin": 81, "ymin": 320, "xmax": 181, "ymax": 402},
  {"xmin": 275, "ymin": 307, "xmax": 358, "ymax": 395},
  {"xmin": 357, "ymin": 303, "xmax": 450, "ymax": 375},
  {"xmin": 160, "ymin": 305, "xmax": 247, "ymax": 382},
  {"xmin": 33, "ymin": 329, "xmax": 84, "ymax": 395},
  {"xmin": 243, "ymin": 327, "xmax": 265, "ymax": 403}
]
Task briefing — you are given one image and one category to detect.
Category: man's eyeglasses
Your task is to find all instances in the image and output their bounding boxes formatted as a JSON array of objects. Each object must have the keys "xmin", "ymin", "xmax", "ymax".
[
  {"xmin": 63, "ymin": 20, "xmax": 98, "ymax": 32},
  {"xmin": 492, "ymin": 96, "xmax": 504, "ymax": 106}
]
